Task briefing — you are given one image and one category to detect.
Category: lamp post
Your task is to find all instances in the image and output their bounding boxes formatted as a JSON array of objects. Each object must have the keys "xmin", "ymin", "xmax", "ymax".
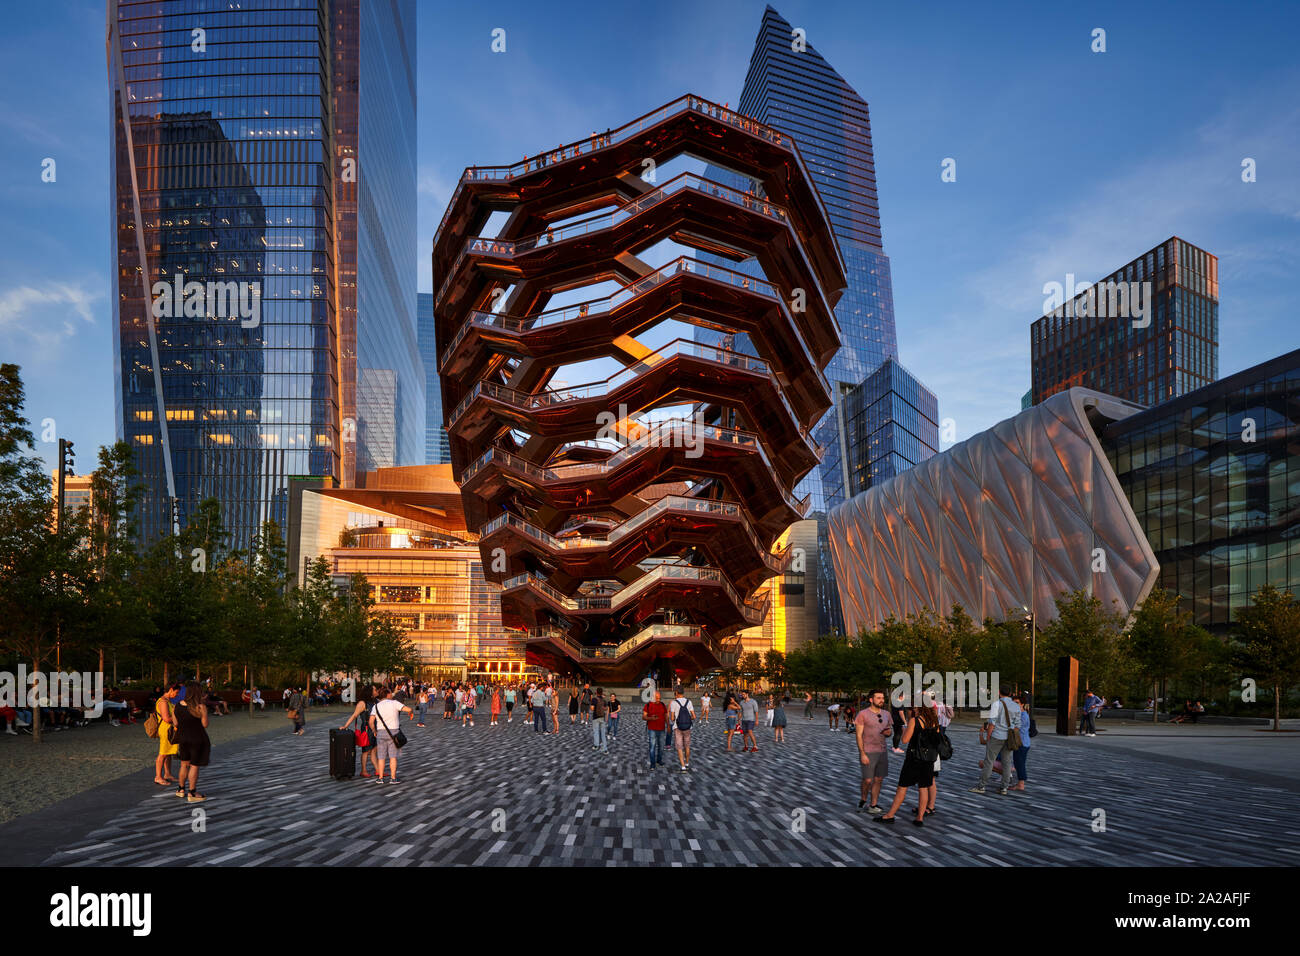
[{"xmin": 1021, "ymin": 606, "xmax": 1037, "ymax": 712}]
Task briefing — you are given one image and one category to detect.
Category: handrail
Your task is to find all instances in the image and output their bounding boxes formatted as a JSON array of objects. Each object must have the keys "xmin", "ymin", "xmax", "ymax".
[
  {"xmin": 449, "ymin": 337, "xmax": 768, "ymax": 425},
  {"xmin": 502, "ymin": 562, "xmax": 766, "ymax": 624},
  {"xmin": 479, "ymin": 495, "xmax": 785, "ymax": 573},
  {"xmin": 434, "ymin": 92, "xmax": 802, "ymax": 258},
  {"xmin": 438, "ymin": 254, "xmax": 795, "ymax": 374},
  {"xmin": 459, "ymin": 417, "xmax": 809, "ymax": 517},
  {"xmin": 434, "ymin": 171, "xmax": 793, "ymax": 320}
]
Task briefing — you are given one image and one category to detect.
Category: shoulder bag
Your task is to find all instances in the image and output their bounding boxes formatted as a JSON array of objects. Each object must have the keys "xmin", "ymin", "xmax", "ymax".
[
  {"xmin": 1003, "ymin": 700, "xmax": 1023, "ymax": 750},
  {"xmin": 374, "ymin": 704, "xmax": 407, "ymax": 748}
]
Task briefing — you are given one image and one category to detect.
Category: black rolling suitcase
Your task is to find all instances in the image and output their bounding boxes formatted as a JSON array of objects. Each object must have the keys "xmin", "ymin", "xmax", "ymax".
[{"xmin": 330, "ymin": 727, "xmax": 357, "ymax": 780}]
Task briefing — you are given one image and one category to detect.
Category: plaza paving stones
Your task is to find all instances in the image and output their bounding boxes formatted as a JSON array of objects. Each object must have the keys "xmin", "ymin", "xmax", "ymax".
[{"xmin": 40, "ymin": 708, "xmax": 1299, "ymax": 866}]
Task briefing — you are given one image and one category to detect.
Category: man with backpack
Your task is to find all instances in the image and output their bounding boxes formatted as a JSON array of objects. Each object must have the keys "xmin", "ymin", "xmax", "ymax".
[
  {"xmin": 591, "ymin": 687, "xmax": 609, "ymax": 754},
  {"xmin": 971, "ymin": 686, "xmax": 1022, "ymax": 795},
  {"xmin": 668, "ymin": 690, "xmax": 696, "ymax": 772}
]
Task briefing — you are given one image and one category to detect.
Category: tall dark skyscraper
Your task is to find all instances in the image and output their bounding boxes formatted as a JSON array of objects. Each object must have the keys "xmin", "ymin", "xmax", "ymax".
[
  {"xmin": 1031, "ymin": 236, "xmax": 1219, "ymax": 408},
  {"xmin": 700, "ymin": 5, "xmax": 938, "ymax": 639},
  {"xmin": 418, "ymin": 292, "xmax": 449, "ymax": 464},
  {"xmin": 108, "ymin": 0, "xmax": 419, "ymax": 551}
]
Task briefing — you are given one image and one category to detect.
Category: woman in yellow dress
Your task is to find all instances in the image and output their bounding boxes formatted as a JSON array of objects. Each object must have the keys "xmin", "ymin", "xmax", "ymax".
[{"xmin": 153, "ymin": 685, "xmax": 180, "ymax": 786}]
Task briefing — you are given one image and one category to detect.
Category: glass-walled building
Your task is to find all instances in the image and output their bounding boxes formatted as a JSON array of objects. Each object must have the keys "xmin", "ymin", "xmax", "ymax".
[
  {"xmin": 1031, "ymin": 236, "xmax": 1218, "ymax": 408},
  {"xmin": 696, "ymin": 5, "xmax": 937, "ymax": 642},
  {"xmin": 418, "ymin": 292, "xmax": 450, "ymax": 464},
  {"xmin": 1103, "ymin": 349, "xmax": 1300, "ymax": 629},
  {"xmin": 108, "ymin": 0, "xmax": 418, "ymax": 552}
]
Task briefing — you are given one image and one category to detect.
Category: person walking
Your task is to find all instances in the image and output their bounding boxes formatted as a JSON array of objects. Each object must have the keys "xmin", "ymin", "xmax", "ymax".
[
  {"xmin": 287, "ymin": 686, "xmax": 306, "ymax": 736},
  {"xmin": 462, "ymin": 683, "xmax": 477, "ymax": 728},
  {"xmin": 739, "ymin": 691, "xmax": 760, "ymax": 752},
  {"xmin": 580, "ymin": 683, "xmax": 593, "ymax": 726},
  {"xmin": 591, "ymin": 687, "xmax": 609, "ymax": 754},
  {"xmin": 490, "ymin": 686, "xmax": 502, "ymax": 726},
  {"xmin": 876, "ymin": 698, "xmax": 941, "ymax": 826},
  {"xmin": 772, "ymin": 695, "xmax": 787, "ymax": 742},
  {"xmin": 531, "ymin": 684, "xmax": 547, "ymax": 733},
  {"xmin": 668, "ymin": 690, "xmax": 695, "ymax": 772},
  {"xmin": 152, "ymin": 684, "xmax": 181, "ymax": 787},
  {"xmin": 416, "ymin": 686, "xmax": 429, "ymax": 728},
  {"xmin": 765, "ymin": 693, "xmax": 775, "ymax": 728},
  {"xmin": 724, "ymin": 691, "xmax": 742, "ymax": 751},
  {"xmin": 643, "ymin": 690, "xmax": 668, "ymax": 769},
  {"xmin": 504, "ymin": 685, "xmax": 515, "ymax": 723},
  {"xmin": 803, "ymin": 691, "xmax": 814, "ymax": 720},
  {"xmin": 701, "ymin": 692, "xmax": 711, "ymax": 722},
  {"xmin": 970, "ymin": 686, "xmax": 1022, "ymax": 795},
  {"xmin": 443, "ymin": 686, "xmax": 455, "ymax": 720},
  {"xmin": 170, "ymin": 681, "xmax": 212, "ymax": 803},
  {"xmin": 548, "ymin": 683, "xmax": 560, "ymax": 734},
  {"xmin": 1011, "ymin": 693, "xmax": 1031, "ymax": 791},
  {"xmin": 369, "ymin": 687, "xmax": 412, "ymax": 784},
  {"xmin": 889, "ymin": 698, "xmax": 906, "ymax": 753},
  {"xmin": 568, "ymin": 687, "xmax": 580, "ymax": 725},
  {"xmin": 607, "ymin": 693, "xmax": 620, "ymax": 739},
  {"xmin": 854, "ymin": 689, "xmax": 893, "ymax": 814}
]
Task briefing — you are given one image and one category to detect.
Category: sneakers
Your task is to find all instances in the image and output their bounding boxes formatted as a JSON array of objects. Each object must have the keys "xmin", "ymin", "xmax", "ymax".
[
  {"xmin": 997, "ymin": 787, "xmax": 1009, "ymax": 795},
  {"xmin": 968, "ymin": 786, "xmax": 986, "ymax": 794},
  {"xmin": 868, "ymin": 805, "xmax": 884, "ymax": 815},
  {"xmin": 3, "ymin": 728, "xmax": 15, "ymax": 736},
  {"xmin": 856, "ymin": 799, "xmax": 867, "ymax": 813},
  {"xmin": 680, "ymin": 766, "xmax": 688, "ymax": 773}
]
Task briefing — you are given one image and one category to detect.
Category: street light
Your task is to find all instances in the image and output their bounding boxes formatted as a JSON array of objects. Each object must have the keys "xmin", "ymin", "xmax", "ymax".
[{"xmin": 1021, "ymin": 605, "xmax": 1037, "ymax": 711}]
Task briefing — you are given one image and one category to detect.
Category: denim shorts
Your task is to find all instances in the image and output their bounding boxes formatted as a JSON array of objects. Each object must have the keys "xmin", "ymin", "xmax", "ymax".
[{"xmin": 725, "ymin": 714, "xmax": 738, "ymax": 730}]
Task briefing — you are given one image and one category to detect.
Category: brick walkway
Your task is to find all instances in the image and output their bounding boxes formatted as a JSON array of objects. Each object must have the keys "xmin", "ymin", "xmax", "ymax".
[{"xmin": 38, "ymin": 705, "xmax": 1299, "ymax": 866}]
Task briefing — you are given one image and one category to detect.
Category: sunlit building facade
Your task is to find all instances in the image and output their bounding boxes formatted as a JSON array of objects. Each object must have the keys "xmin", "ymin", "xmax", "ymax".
[
  {"xmin": 1031, "ymin": 237, "xmax": 1218, "ymax": 408},
  {"xmin": 108, "ymin": 0, "xmax": 418, "ymax": 553}
]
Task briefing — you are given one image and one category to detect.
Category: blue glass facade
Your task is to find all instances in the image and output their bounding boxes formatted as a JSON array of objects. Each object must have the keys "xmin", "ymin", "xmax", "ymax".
[
  {"xmin": 1102, "ymin": 349, "xmax": 1300, "ymax": 630},
  {"xmin": 417, "ymin": 292, "xmax": 449, "ymax": 464},
  {"xmin": 109, "ymin": 0, "xmax": 417, "ymax": 551},
  {"xmin": 699, "ymin": 5, "xmax": 937, "ymax": 637}
]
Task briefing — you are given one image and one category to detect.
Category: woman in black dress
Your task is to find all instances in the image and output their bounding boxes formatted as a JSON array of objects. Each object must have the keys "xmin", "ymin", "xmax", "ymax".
[
  {"xmin": 874, "ymin": 699, "xmax": 940, "ymax": 826},
  {"xmin": 568, "ymin": 688, "xmax": 580, "ymax": 724},
  {"xmin": 172, "ymin": 680, "xmax": 212, "ymax": 803}
]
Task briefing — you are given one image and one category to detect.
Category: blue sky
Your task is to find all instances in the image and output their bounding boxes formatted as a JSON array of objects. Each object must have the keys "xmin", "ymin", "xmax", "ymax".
[{"xmin": 3, "ymin": 0, "xmax": 1298, "ymax": 476}]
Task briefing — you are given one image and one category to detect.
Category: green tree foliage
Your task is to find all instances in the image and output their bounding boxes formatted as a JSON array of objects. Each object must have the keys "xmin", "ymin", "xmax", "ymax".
[
  {"xmin": 1231, "ymin": 584, "xmax": 1300, "ymax": 731},
  {"xmin": 1038, "ymin": 589, "xmax": 1133, "ymax": 696},
  {"xmin": 1128, "ymin": 588, "xmax": 1194, "ymax": 722}
]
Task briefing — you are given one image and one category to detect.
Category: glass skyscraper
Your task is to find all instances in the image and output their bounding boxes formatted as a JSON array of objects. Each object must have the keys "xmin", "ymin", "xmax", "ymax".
[
  {"xmin": 418, "ymin": 292, "xmax": 450, "ymax": 464},
  {"xmin": 109, "ymin": 0, "xmax": 418, "ymax": 552},
  {"xmin": 700, "ymin": 5, "xmax": 937, "ymax": 637}
]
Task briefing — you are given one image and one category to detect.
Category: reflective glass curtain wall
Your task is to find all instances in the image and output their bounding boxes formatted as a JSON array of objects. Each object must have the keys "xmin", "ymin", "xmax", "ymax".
[
  {"xmin": 1102, "ymin": 350, "xmax": 1300, "ymax": 630},
  {"xmin": 1031, "ymin": 236, "xmax": 1219, "ymax": 407},
  {"xmin": 698, "ymin": 6, "xmax": 937, "ymax": 636},
  {"xmin": 110, "ymin": 0, "xmax": 338, "ymax": 552},
  {"xmin": 418, "ymin": 292, "xmax": 450, "ymax": 464}
]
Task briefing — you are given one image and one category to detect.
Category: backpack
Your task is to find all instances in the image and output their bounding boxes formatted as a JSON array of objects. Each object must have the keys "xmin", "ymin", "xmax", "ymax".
[
  {"xmin": 936, "ymin": 728, "xmax": 953, "ymax": 761},
  {"xmin": 674, "ymin": 698, "xmax": 693, "ymax": 730},
  {"xmin": 593, "ymin": 697, "xmax": 606, "ymax": 720},
  {"xmin": 913, "ymin": 725, "xmax": 940, "ymax": 763}
]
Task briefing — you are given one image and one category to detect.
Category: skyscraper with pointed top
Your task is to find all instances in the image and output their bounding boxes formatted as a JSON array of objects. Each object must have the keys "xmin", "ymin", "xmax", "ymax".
[{"xmin": 702, "ymin": 5, "xmax": 938, "ymax": 642}]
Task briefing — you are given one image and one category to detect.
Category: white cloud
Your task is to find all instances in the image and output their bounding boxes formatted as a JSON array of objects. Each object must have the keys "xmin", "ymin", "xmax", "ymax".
[{"xmin": 0, "ymin": 282, "xmax": 98, "ymax": 347}]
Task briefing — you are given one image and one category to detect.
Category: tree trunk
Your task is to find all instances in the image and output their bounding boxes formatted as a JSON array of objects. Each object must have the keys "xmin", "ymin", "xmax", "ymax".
[
  {"xmin": 31, "ymin": 649, "xmax": 42, "ymax": 745},
  {"xmin": 1275, "ymin": 682, "xmax": 1282, "ymax": 732}
]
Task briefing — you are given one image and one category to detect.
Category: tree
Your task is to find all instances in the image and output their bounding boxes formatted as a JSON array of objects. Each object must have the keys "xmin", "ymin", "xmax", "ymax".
[
  {"xmin": 1128, "ymin": 589, "xmax": 1193, "ymax": 722},
  {"xmin": 1038, "ymin": 589, "xmax": 1133, "ymax": 698},
  {"xmin": 0, "ymin": 364, "xmax": 94, "ymax": 742},
  {"xmin": 738, "ymin": 651, "xmax": 765, "ymax": 687},
  {"xmin": 1231, "ymin": 584, "xmax": 1300, "ymax": 731},
  {"xmin": 762, "ymin": 649, "xmax": 787, "ymax": 690}
]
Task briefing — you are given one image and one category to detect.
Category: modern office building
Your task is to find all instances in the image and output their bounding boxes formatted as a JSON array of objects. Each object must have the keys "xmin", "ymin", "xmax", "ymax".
[
  {"xmin": 108, "ymin": 0, "xmax": 419, "ymax": 553},
  {"xmin": 697, "ymin": 6, "xmax": 937, "ymax": 642},
  {"xmin": 434, "ymin": 95, "xmax": 844, "ymax": 684},
  {"xmin": 51, "ymin": 472, "xmax": 95, "ymax": 532},
  {"xmin": 829, "ymin": 350, "xmax": 1300, "ymax": 634},
  {"xmin": 293, "ymin": 464, "xmax": 530, "ymax": 682},
  {"xmin": 1031, "ymin": 237, "xmax": 1218, "ymax": 407},
  {"xmin": 418, "ymin": 292, "xmax": 450, "ymax": 465},
  {"xmin": 1102, "ymin": 349, "xmax": 1300, "ymax": 629}
]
